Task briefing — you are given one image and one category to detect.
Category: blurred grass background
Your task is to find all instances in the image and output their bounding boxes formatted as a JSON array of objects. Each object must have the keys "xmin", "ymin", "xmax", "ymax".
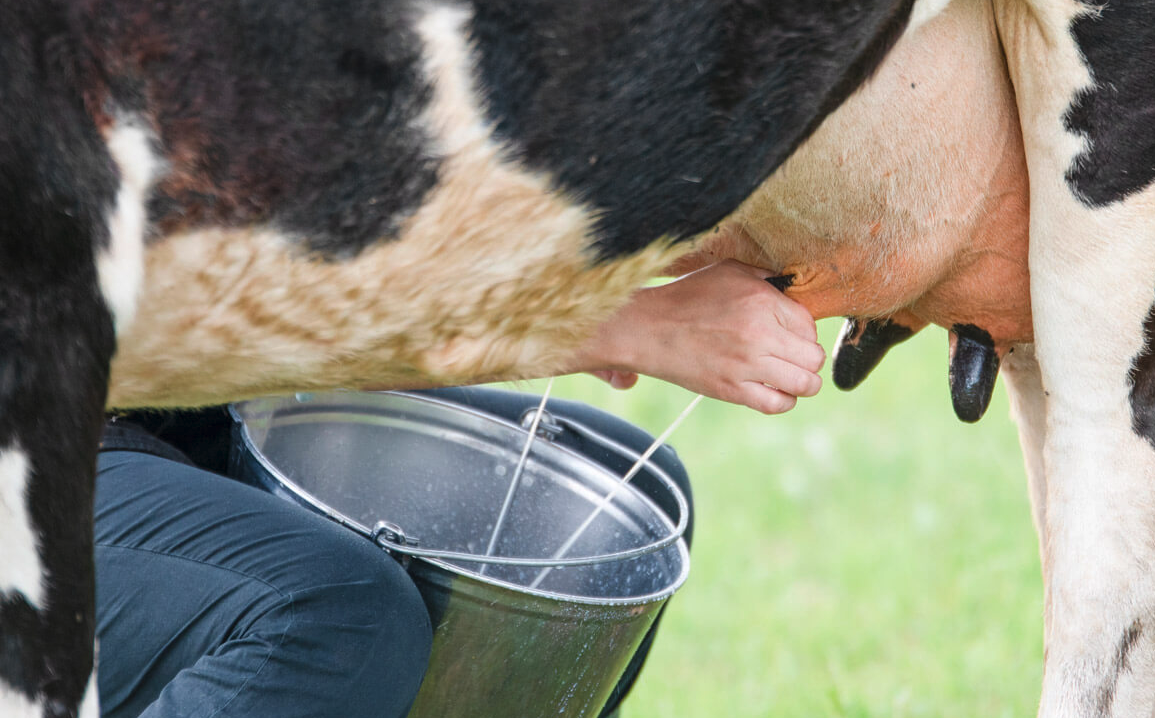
[{"xmin": 507, "ymin": 318, "xmax": 1043, "ymax": 718}]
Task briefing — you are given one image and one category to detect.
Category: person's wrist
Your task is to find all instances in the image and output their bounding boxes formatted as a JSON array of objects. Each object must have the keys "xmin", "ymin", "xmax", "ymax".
[{"xmin": 567, "ymin": 292, "xmax": 648, "ymax": 375}]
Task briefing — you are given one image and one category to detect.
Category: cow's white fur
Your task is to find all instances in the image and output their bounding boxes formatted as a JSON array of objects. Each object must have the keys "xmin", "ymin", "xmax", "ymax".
[
  {"xmin": 416, "ymin": 5, "xmax": 500, "ymax": 159},
  {"xmin": 998, "ymin": 1, "xmax": 1155, "ymax": 714},
  {"xmin": 0, "ymin": 686, "xmax": 39, "ymax": 718},
  {"xmin": 79, "ymin": 662, "xmax": 99, "ymax": 718},
  {"xmin": 0, "ymin": 447, "xmax": 43, "ymax": 610},
  {"xmin": 98, "ymin": 118, "xmax": 158, "ymax": 334}
]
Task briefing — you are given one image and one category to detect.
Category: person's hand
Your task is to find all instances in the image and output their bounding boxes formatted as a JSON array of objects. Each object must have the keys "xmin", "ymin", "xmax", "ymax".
[{"xmin": 569, "ymin": 260, "xmax": 825, "ymax": 414}]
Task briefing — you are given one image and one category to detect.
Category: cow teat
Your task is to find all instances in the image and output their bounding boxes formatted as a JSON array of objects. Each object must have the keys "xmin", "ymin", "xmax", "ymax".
[
  {"xmin": 948, "ymin": 324, "xmax": 1001, "ymax": 422},
  {"xmin": 831, "ymin": 314, "xmax": 924, "ymax": 390},
  {"xmin": 829, "ymin": 315, "xmax": 1010, "ymax": 422}
]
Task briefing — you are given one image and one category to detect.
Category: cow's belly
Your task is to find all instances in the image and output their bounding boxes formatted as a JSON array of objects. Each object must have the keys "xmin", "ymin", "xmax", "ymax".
[{"xmin": 683, "ymin": 0, "xmax": 1030, "ymax": 354}]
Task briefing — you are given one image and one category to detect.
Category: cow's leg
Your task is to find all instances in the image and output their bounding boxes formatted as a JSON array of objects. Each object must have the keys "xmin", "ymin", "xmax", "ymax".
[
  {"xmin": 0, "ymin": 67, "xmax": 131, "ymax": 718},
  {"xmin": 0, "ymin": 247, "xmax": 120, "ymax": 718},
  {"xmin": 998, "ymin": 2, "xmax": 1155, "ymax": 715}
]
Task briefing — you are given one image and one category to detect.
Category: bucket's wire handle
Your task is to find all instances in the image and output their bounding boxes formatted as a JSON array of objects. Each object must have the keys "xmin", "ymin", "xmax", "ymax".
[
  {"xmin": 478, "ymin": 379, "xmax": 554, "ymax": 575},
  {"xmin": 529, "ymin": 393, "xmax": 703, "ymax": 589}
]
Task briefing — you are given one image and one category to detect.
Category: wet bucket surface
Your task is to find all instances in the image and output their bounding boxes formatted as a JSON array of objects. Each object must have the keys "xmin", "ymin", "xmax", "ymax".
[{"xmin": 229, "ymin": 391, "xmax": 690, "ymax": 718}]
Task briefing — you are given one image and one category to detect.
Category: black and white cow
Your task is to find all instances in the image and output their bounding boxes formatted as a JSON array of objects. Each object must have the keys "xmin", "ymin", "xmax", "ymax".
[{"xmin": 1, "ymin": 0, "xmax": 1153, "ymax": 716}]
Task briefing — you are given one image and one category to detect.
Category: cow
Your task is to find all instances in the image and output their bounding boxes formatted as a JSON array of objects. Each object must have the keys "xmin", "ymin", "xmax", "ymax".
[{"xmin": 0, "ymin": 1, "xmax": 1152, "ymax": 717}]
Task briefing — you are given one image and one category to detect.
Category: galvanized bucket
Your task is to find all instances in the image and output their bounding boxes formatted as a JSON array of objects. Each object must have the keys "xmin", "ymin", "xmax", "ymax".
[{"xmin": 228, "ymin": 391, "xmax": 690, "ymax": 718}]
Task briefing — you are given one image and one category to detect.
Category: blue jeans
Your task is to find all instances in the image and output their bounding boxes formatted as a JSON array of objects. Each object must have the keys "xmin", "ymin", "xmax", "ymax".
[{"xmin": 95, "ymin": 388, "xmax": 693, "ymax": 718}]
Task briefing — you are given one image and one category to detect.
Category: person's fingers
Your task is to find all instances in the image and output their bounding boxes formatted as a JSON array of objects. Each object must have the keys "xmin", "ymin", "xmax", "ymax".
[
  {"xmin": 756, "ymin": 356, "xmax": 823, "ymax": 398},
  {"xmin": 733, "ymin": 383, "xmax": 799, "ymax": 415},
  {"xmin": 767, "ymin": 330, "xmax": 826, "ymax": 374},
  {"xmin": 718, "ymin": 260, "xmax": 819, "ymax": 343},
  {"xmin": 772, "ymin": 292, "xmax": 819, "ymax": 343}
]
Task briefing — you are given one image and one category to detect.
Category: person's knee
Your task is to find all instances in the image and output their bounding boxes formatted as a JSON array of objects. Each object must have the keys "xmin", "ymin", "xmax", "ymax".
[
  {"xmin": 345, "ymin": 551, "xmax": 433, "ymax": 717},
  {"xmin": 276, "ymin": 534, "xmax": 433, "ymax": 718},
  {"xmin": 358, "ymin": 553, "xmax": 434, "ymax": 681}
]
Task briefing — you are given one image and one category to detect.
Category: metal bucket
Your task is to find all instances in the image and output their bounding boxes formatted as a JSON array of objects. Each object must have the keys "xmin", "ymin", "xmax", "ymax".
[{"xmin": 228, "ymin": 391, "xmax": 690, "ymax": 718}]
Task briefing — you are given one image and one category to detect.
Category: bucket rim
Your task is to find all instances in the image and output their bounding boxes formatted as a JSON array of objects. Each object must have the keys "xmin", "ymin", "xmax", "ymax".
[{"xmin": 229, "ymin": 390, "xmax": 691, "ymax": 593}]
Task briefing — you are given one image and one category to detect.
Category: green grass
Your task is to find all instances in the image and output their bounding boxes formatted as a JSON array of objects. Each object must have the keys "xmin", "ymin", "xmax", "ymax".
[{"xmin": 504, "ymin": 318, "xmax": 1043, "ymax": 718}]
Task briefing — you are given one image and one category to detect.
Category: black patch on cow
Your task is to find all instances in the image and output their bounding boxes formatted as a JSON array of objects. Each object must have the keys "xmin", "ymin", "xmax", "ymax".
[
  {"xmin": 832, "ymin": 317, "xmax": 915, "ymax": 390},
  {"xmin": 468, "ymin": 0, "xmax": 916, "ymax": 259},
  {"xmin": 949, "ymin": 324, "xmax": 999, "ymax": 423},
  {"xmin": 0, "ymin": 331, "xmax": 21, "ymax": 408},
  {"xmin": 76, "ymin": 0, "xmax": 442, "ymax": 258},
  {"xmin": 0, "ymin": 594, "xmax": 39, "ymax": 700},
  {"xmin": 1064, "ymin": 2, "xmax": 1155, "ymax": 206},
  {"xmin": 1128, "ymin": 301, "xmax": 1155, "ymax": 449}
]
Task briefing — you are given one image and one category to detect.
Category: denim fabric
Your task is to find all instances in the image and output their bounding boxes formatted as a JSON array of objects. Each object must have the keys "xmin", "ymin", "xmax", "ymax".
[{"xmin": 95, "ymin": 447, "xmax": 433, "ymax": 718}]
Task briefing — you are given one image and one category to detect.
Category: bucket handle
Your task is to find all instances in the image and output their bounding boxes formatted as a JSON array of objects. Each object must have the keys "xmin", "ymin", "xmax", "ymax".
[{"xmin": 372, "ymin": 414, "xmax": 689, "ymax": 567}]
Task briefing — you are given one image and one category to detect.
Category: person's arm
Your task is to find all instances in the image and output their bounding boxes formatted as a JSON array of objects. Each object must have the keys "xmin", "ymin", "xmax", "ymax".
[{"xmin": 564, "ymin": 259, "xmax": 825, "ymax": 415}]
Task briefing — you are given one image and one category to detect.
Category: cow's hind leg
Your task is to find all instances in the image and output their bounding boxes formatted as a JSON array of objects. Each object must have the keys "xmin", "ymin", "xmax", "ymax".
[
  {"xmin": 0, "ymin": 31, "xmax": 122, "ymax": 716},
  {"xmin": 998, "ymin": 1, "xmax": 1155, "ymax": 715}
]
